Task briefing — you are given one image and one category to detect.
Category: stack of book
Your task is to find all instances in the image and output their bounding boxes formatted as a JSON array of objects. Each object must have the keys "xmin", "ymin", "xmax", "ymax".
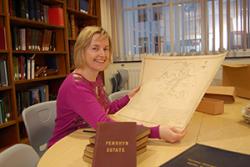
[{"xmin": 83, "ymin": 125, "xmax": 151, "ymax": 164}]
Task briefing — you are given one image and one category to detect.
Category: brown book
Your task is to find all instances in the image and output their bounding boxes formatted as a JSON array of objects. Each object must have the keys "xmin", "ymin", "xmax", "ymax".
[
  {"xmin": 83, "ymin": 143, "xmax": 147, "ymax": 163},
  {"xmin": 92, "ymin": 122, "xmax": 137, "ymax": 167},
  {"xmin": 86, "ymin": 136, "xmax": 148, "ymax": 154},
  {"xmin": 89, "ymin": 125, "xmax": 150, "ymax": 144}
]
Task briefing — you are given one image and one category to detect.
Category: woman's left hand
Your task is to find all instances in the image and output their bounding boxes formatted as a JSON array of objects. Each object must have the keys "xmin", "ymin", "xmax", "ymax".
[{"xmin": 128, "ymin": 86, "xmax": 140, "ymax": 99}]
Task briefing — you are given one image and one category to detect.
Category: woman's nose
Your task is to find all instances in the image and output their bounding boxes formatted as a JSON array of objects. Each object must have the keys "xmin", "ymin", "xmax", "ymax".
[{"xmin": 99, "ymin": 49, "xmax": 106, "ymax": 56}]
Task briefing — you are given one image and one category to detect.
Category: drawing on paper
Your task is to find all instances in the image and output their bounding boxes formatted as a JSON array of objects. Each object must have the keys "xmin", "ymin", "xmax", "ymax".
[{"xmin": 113, "ymin": 53, "xmax": 226, "ymax": 130}]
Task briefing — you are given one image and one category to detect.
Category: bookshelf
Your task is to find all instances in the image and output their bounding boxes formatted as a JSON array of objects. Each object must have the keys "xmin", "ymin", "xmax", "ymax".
[
  {"xmin": 66, "ymin": 0, "xmax": 100, "ymax": 70},
  {"xmin": 0, "ymin": 0, "xmax": 101, "ymax": 152}
]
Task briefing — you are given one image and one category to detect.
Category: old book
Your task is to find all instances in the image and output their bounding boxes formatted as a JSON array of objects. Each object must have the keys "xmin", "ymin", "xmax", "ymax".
[
  {"xmin": 160, "ymin": 144, "xmax": 250, "ymax": 167},
  {"xmin": 0, "ymin": 27, "xmax": 6, "ymax": 50},
  {"xmin": 89, "ymin": 125, "xmax": 150, "ymax": 144},
  {"xmin": 92, "ymin": 122, "xmax": 137, "ymax": 167},
  {"xmin": 87, "ymin": 136, "xmax": 148, "ymax": 153},
  {"xmin": 48, "ymin": 7, "xmax": 64, "ymax": 26},
  {"xmin": 84, "ymin": 142, "xmax": 147, "ymax": 159}
]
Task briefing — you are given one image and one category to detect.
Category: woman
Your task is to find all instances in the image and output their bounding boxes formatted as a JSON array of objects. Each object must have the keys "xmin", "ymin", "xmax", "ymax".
[{"xmin": 48, "ymin": 26, "xmax": 185, "ymax": 147}]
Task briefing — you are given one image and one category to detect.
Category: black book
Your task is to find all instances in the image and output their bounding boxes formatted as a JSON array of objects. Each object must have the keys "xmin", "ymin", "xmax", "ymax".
[{"xmin": 160, "ymin": 144, "xmax": 250, "ymax": 167}]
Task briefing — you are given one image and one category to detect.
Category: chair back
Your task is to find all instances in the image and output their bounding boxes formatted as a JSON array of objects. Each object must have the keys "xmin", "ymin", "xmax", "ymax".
[
  {"xmin": 0, "ymin": 144, "xmax": 39, "ymax": 167},
  {"xmin": 109, "ymin": 90, "xmax": 130, "ymax": 102},
  {"xmin": 22, "ymin": 100, "xmax": 56, "ymax": 156}
]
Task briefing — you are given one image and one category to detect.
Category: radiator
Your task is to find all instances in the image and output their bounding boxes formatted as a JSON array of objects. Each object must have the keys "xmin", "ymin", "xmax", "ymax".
[
  {"xmin": 104, "ymin": 63, "xmax": 141, "ymax": 94},
  {"xmin": 127, "ymin": 68, "xmax": 141, "ymax": 90}
]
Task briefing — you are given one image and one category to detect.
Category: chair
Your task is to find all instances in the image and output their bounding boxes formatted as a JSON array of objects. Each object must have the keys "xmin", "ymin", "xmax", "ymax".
[
  {"xmin": 22, "ymin": 100, "xmax": 56, "ymax": 156},
  {"xmin": 117, "ymin": 69, "xmax": 129, "ymax": 90},
  {"xmin": 0, "ymin": 144, "xmax": 40, "ymax": 167},
  {"xmin": 109, "ymin": 90, "xmax": 130, "ymax": 102}
]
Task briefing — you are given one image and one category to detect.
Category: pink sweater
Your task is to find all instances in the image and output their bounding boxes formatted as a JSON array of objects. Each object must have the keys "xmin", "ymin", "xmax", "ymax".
[{"xmin": 48, "ymin": 73, "xmax": 159, "ymax": 147}]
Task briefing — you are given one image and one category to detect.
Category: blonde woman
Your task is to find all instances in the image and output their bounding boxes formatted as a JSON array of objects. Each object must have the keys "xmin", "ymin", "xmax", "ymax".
[{"xmin": 48, "ymin": 26, "xmax": 185, "ymax": 147}]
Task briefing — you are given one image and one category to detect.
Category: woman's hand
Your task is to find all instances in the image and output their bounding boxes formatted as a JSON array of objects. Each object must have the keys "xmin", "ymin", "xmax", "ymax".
[
  {"xmin": 128, "ymin": 86, "xmax": 140, "ymax": 99},
  {"xmin": 159, "ymin": 125, "xmax": 186, "ymax": 143}
]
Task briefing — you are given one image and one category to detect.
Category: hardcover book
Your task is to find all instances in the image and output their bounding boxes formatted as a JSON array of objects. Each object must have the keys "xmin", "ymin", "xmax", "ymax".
[
  {"xmin": 92, "ymin": 122, "xmax": 137, "ymax": 167},
  {"xmin": 48, "ymin": 7, "xmax": 64, "ymax": 26},
  {"xmin": 160, "ymin": 144, "xmax": 250, "ymax": 167},
  {"xmin": 89, "ymin": 125, "xmax": 150, "ymax": 144},
  {"xmin": 84, "ymin": 142, "xmax": 147, "ymax": 159}
]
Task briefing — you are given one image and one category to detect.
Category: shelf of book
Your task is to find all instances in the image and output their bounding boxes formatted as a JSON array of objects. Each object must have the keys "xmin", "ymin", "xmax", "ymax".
[
  {"xmin": 67, "ymin": 8, "xmax": 98, "ymax": 19},
  {"xmin": 14, "ymin": 74, "xmax": 66, "ymax": 84},
  {"xmin": 66, "ymin": 0, "xmax": 100, "ymax": 69},
  {"xmin": 0, "ymin": 86, "xmax": 11, "ymax": 91},
  {"xmin": 0, "ymin": 120, "xmax": 16, "ymax": 129},
  {"xmin": 0, "ymin": 0, "xmax": 101, "ymax": 152},
  {"xmin": 0, "ymin": 50, "xmax": 7, "ymax": 53},
  {"xmin": 10, "ymin": 17, "xmax": 65, "ymax": 29}
]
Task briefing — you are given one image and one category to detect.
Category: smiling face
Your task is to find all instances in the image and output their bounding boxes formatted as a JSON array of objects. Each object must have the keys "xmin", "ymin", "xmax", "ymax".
[{"xmin": 82, "ymin": 34, "xmax": 110, "ymax": 73}]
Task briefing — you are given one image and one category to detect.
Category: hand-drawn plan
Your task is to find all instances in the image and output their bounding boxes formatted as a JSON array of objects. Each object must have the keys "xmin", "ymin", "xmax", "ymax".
[{"xmin": 113, "ymin": 53, "xmax": 226, "ymax": 130}]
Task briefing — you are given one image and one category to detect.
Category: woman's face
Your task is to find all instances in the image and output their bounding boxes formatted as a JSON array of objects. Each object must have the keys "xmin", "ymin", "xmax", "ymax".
[{"xmin": 83, "ymin": 34, "xmax": 110, "ymax": 73}]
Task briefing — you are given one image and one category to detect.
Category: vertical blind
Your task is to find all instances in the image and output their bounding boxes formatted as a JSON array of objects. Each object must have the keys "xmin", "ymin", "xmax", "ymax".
[{"xmin": 108, "ymin": 0, "xmax": 250, "ymax": 62}]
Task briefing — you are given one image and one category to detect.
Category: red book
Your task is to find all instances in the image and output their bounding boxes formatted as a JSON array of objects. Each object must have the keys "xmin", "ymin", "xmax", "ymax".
[
  {"xmin": 48, "ymin": 7, "xmax": 64, "ymax": 26},
  {"xmin": 92, "ymin": 122, "xmax": 137, "ymax": 167},
  {"xmin": 0, "ymin": 27, "xmax": 6, "ymax": 50}
]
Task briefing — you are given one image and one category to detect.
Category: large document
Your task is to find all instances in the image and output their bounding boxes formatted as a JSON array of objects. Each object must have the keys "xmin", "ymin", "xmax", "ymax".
[{"xmin": 114, "ymin": 53, "xmax": 226, "ymax": 130}]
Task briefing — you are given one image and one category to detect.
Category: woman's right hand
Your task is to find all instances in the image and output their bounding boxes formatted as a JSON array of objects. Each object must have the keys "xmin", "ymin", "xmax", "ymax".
[{"xmin": 159, "ymin": 125, "xmax": 186, "ymax": 143}]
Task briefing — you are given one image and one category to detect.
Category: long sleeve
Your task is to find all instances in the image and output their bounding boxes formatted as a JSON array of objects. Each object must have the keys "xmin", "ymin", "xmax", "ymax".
[
  {"xmin": 48, "ymin": 74, "xmax": 160, "ymax": 148},
  {"xmin": 65, "ymin": 80, "xmax": 113, "ymax": 129}
]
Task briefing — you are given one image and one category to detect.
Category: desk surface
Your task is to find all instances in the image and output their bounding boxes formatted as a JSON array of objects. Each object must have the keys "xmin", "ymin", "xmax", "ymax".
[{"xmin": 38, "ymin": 98, "xmax": 250, "ymax": 167}]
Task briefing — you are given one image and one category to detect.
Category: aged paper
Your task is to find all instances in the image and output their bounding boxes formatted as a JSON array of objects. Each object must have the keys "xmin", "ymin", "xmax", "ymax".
[{"xmin": 113, "ymin": 53, "xmax": 226, "ymax": 130}]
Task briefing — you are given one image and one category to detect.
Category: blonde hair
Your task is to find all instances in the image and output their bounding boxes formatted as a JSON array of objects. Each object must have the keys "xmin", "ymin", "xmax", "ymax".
[{"xmin": 74, "ymin": 26, "xmax": 112, "ymax": 68}]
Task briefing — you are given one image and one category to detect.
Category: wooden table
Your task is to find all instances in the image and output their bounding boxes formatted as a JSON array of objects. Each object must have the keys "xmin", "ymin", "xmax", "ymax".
[{"xmin": 38, "ymin": 98, "xmax": 250, "ymax": 167}]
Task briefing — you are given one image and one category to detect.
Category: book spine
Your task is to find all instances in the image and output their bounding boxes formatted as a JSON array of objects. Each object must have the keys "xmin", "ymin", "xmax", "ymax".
[{"xmin": 48, "ymin": 7, "xmax": 64, "ymax": 26}]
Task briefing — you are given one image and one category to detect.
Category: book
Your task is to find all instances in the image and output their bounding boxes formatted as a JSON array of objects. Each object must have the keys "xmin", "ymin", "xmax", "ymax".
[
  {"xmin": 92, "ymin": 122, "xmax": 137, "ymax": 167},
  {"xmin": 88, "ymin": 136, "xmax": 148, "ymax": 153},
  {"xmin": 160, "ymin": 144, "xmax": 250, "ymax": 167},
  {"xmin": 0, "ymin": 27, "xmax": 6, "ymax": 50},
  {"xmin": 84, "ymin": 142, "xmax": 147, "ymax": 159},
  {"xmin": 79, "ymin": 0, "xmax": 88, "ymax": 14},
  {"xmin": 48, "ymin": 7, "xmax": 64, "ymax": 26},
  {"xmin": 0, "ymin": 59, "xmax": 8, "ymax": 86},
  {"xmin": 89, "ymin": 125, "xmax": 150, "ymax": 144}
]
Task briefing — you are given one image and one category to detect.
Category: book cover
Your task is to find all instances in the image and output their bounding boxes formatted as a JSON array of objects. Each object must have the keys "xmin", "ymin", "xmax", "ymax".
[
  {"xmin": 87, "ymin": 136, "xmax": 148, "ymax": 154},
  {"xmin": 79, "ymin": 0, "xmax": 88, "ymax": 14},
  {"xmin": 92, "ymin": 122, "xmax": 137, "ymax": 167},
  {"xmin": 84, "ymin": 142, "xmax": 147, "ymax": 159},
  {"xmin": 0, "ymin": 27, "xmax": 6, "ymax": 50},
  {"xmin": 89, "ymin": 125, "xmax": 150, "ymax": 144},
  {"xmin": 48, "ymin": 7, "xmax": 64, "ymax": 26},
  {"xmin": 160, "ymin": 144, "xmax": 250, "ymax": 167}
]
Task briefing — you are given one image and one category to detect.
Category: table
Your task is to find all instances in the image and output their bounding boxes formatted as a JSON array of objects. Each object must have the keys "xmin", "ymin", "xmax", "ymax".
[{"xmin": 38, "ymin": 98, "xmax": 250, "ymax": 167}]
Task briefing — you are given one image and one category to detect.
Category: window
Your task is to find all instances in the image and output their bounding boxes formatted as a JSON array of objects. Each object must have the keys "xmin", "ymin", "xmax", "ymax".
[{"xmin": 106, "ymin": 0, "xmax": 250, "ymax": 62}]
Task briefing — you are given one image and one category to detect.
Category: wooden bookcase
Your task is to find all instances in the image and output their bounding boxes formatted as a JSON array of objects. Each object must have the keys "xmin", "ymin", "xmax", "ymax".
[
  {"xmin": 66, "ymin": 0, "xmax": 100, "ymax": 70},
  {"xmin": 0, "ymin": 0, "xmax": 101, "ymax": 152}
]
